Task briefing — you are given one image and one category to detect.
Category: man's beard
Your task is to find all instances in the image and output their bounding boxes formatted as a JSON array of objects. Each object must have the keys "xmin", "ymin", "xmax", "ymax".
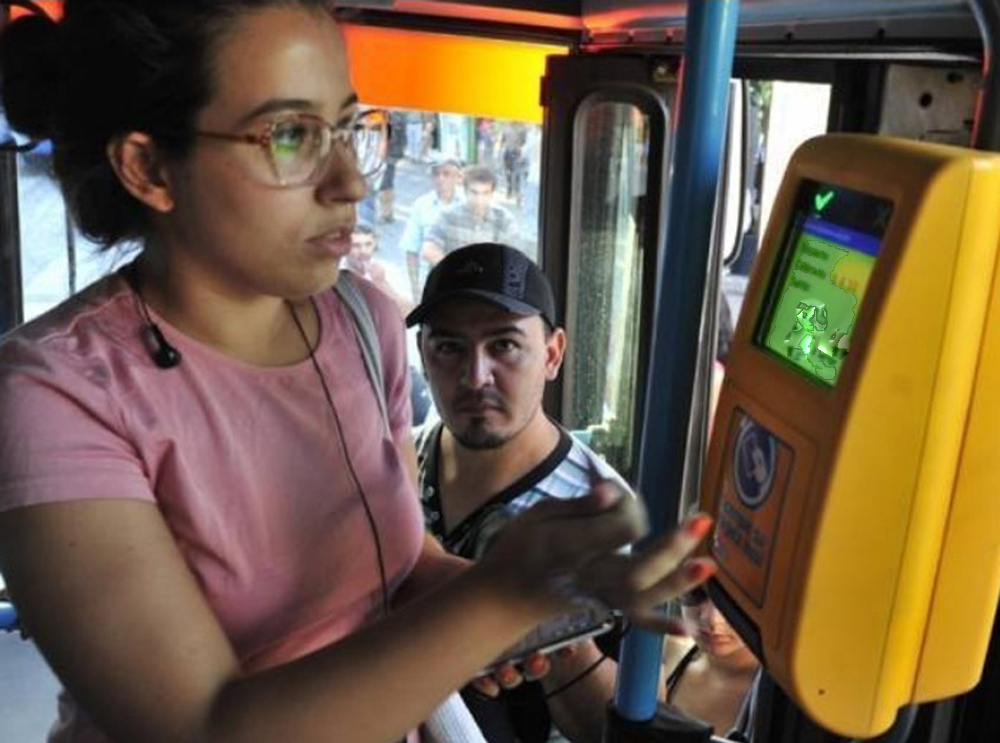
[{"xmin": 452, "ymin": 421, "xmax": 509, "ymax": 450}]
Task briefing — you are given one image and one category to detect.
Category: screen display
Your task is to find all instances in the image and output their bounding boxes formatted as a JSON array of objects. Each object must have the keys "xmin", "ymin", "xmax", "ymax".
[{"xmin": 757, "ymin": 180, "xmax": 893, "ymax": 386}]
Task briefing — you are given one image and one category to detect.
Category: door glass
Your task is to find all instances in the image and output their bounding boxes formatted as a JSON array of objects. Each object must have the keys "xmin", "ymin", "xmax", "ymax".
[
  {"xmin": 563, "ymin": 100, "xmax": 650, "ymax": 477},
  {"xmin": 354, "ymin": 106, "xmax": 543, "ymax": 427}
]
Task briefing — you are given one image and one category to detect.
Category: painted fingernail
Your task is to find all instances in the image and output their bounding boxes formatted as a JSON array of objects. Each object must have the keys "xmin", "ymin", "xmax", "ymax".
[
  {"xmin": 685, "ymin": 514, "xmax": 713, "ymax": 539},
  {"xmin": 526, "ymin": 654, "xmax": 548, "ymax": 676},
  {"xmin": 685, "ymin": 558, "xmax": 716, "ymax": 581}
]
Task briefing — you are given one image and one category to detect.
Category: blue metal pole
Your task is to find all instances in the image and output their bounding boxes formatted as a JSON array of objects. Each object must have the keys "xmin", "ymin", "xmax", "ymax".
[
  {"xmin": 613, "ymin": 0, "xmax": 740, "ymax": 722},
  {"xmin": 0, "ymin": 601, "xmax": 18, "ymax": 633}
]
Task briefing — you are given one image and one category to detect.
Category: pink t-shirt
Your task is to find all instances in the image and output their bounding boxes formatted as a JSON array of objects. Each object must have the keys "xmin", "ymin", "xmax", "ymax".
[{"xmin": 0, "ymin": 269, "xmax": 425, "ymax": 742}]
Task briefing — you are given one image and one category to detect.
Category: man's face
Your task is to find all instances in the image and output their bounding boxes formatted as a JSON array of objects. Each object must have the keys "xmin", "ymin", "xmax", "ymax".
[
  {"xmin": 433, "ymin": 164, "xmax": 462, "ymax": 201},
  {"xmin": 420, "ymin": 300, "xmax": 566, "ymax": 449},
  {"xmin": 467, "ymin": 181, "xmax": 494, "ymax": 218},
  {"xmin": 348, "ymin": 231, "xmax": 377, "ymax": 272}
]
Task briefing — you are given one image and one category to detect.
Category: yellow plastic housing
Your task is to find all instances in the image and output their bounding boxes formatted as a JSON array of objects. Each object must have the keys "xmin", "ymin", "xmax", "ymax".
[{"xmin": 701, "ymin": 134, "xmax": 1000, "ymax": 737}]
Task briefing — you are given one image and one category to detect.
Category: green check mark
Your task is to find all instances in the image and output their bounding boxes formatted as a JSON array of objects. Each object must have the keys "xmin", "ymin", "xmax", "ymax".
[{"xmin": 814, "ymin": 190, "xmax": 835, "ymax": 213}]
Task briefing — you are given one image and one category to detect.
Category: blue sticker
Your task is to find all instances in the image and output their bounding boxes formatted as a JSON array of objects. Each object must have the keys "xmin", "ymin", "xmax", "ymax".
[{"xmin": 733, "ymin": 416, "xmax": 778, "ymax": 509}]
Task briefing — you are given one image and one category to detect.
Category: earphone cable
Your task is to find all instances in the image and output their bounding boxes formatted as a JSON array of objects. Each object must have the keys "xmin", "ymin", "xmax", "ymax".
[{"xmin": 289, "ymin": 298, "xmax": 391, "ymax": 616}]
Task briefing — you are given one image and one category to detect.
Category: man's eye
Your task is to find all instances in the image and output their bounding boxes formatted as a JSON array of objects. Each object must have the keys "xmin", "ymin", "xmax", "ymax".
[
  {"xmin": 492, "ymin": 339, "xmax": 519, "ymax": 354},
  {"xmin": 433, "ymin": 341, "xmax": 462, "ymax": 355}
]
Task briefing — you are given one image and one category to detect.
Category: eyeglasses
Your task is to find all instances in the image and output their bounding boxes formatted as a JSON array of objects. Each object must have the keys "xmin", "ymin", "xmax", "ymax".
[
  {"xmin": 678, "ymin": 585, "xmax": 710, "ymax": 607},
  {"xmin": 195, "ymin": 109, "xmax": 389, "ymax": 187}
]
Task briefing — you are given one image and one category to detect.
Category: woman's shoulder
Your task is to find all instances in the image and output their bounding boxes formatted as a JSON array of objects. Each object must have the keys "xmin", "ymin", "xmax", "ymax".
[{"xmin": 0, "ymin": 271, "xmax": 142, "ymax": 375}]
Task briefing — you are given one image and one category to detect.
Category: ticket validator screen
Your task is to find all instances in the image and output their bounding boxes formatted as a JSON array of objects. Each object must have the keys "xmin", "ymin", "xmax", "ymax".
[{"xmin": 757, "ymin": 180, "xmax": 894, "ymax": 386}]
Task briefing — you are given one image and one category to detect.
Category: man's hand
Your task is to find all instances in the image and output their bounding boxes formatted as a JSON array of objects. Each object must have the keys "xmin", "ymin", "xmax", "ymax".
[{"xmin": 469, "ymin": 652, "xmax": 551, "ymax": 697}]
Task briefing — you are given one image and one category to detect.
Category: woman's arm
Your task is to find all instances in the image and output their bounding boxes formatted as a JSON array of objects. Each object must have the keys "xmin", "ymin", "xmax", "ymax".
[
  {"xmin": 0, "ymin": 483, "xmax": 709, "ymax": 743},
  {"xmin": 0, "ymin": 500, "xmax": 541, "ymax": 743}
]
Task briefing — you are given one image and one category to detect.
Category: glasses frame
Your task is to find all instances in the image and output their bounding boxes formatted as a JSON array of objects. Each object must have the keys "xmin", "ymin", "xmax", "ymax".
[{"xmin": 194, "ymin": 108, "xmax": 389, "ymax": 187}]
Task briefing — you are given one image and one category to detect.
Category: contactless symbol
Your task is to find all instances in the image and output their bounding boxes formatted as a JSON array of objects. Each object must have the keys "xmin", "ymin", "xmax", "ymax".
[{"xmin": 733, "ymin": 416, "xmax": 778, "ymax": 509}]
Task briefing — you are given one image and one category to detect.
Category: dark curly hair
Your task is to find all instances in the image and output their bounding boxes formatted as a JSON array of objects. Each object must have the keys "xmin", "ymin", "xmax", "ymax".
[{"xmin": 0, "ymin": 0, "xmax": 329, "ymax": 248}]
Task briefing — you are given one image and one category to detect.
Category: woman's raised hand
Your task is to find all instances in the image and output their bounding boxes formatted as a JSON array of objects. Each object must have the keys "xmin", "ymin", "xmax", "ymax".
[{"xmin": 475, "ymin": 481, "xmax": 717, "ymax": 633}]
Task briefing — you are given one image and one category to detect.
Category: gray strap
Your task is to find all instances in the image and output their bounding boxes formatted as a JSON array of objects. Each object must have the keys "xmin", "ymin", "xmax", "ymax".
[{"xmin": 334, "ymin": 272, "xmax": 389, "ymax": 430}]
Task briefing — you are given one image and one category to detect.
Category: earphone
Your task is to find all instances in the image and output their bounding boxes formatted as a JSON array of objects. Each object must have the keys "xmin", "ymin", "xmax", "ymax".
[
  {"xmin": 142, "ymin": 320, "xmax": 183, "ymax": 369},
  {"xmin": 126, "ymin": 265, "xmax": 183, "ymax": 369}
]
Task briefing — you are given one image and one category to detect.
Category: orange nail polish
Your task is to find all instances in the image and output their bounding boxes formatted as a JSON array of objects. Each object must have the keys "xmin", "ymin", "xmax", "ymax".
[
  {"xmin": 686, "ymin": 558, "xmax": 716, "ymax": 581},
  {"xmin": 685, "ymin": 515, "xmax": 713, "ymax": 539}
]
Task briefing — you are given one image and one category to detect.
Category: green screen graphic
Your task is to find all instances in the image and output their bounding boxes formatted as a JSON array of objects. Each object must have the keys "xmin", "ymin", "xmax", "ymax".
[{"xmin": 758, "ymin": 182, "xmax": 892, "ymax": 386}]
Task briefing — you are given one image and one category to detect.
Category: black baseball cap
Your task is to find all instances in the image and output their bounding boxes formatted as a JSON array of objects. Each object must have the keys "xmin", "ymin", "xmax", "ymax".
[{"xmin": 405, "ymin": 243, "xmax": 557, "ymax": 329}]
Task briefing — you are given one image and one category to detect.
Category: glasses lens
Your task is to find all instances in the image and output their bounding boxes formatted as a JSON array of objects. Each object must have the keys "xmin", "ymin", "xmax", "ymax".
[
  {"xmin": 351, "ymin": 111, "xmax": 388, "ymax": 178},
  {"xmin": 268, "ymin": 117, "xmax": 326, "ymax": 186},
  {"xmin": 679, "ymin": 586, "xmax": 709, "ymax": 607}
]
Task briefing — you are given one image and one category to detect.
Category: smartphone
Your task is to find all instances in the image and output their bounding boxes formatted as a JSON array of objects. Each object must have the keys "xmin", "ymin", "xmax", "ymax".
[
  {"xmin": 484, "ymin": 604, "xmax": 618, "ymax": 672},
  {"xmin": 482, "ymin": 455, "xmax": 622, "ymax": 672}
]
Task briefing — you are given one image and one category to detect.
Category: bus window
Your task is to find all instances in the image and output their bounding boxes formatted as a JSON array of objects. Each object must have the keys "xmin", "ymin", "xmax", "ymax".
[
  {"xmin": 357, "ymin": 105, "xmax": 542, "ymax": 301},
  {"xmin": 2, "ymin": 95, "xmax": 123, "ymax": 324},
  {"xmin": 562, "ymin": 99, "xmax": 649, "ymax": 477},
  {"xmin": 355, "ymin": 106, "xmax": 543, "ymax": 428},
  {"xmin": 723, "ymin": 80, "xmax": 830, "ymax": 325}
]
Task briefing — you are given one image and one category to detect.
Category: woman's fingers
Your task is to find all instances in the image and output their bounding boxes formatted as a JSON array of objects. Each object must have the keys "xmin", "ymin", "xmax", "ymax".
[
  {"xmin": 573, "ymin": 515, "xmax": 717, "ymax": 624},
  {"xmin": 625, "ymin": 558, "xmax": 719, "ymax": 633},
  {"xmin": 625, "ymin": 514, "xmax": 713, "ymax": 593},
  {"xmin": 520, "ymin": 483, "xmax": 648, "ymax": 555}
]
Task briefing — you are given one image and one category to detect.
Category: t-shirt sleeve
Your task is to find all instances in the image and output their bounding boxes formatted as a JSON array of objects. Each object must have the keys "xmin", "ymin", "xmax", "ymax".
[{"xmin": 0, "ymin": 343, "xmax": 154, "ymax": 513}]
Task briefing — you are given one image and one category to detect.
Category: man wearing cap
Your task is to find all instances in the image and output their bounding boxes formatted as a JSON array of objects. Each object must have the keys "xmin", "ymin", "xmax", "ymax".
[
  {"xmin": 399, "ymin": 155, "xmax": 465, "ymax": 300},
  {"xmin": 407, "ymin": 243, "xmax": 628, "ymax": 743}
]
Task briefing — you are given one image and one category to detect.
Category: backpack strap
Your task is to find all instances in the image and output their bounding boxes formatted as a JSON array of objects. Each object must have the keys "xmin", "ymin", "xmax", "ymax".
[{"xmin": 334, "ymin": 272, "xmax": 389, "ymax": 430}]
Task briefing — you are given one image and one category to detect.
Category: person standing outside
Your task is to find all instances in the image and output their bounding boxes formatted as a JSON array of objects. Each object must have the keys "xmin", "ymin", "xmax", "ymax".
[
  {"xmin": 345, "ymin": 223, "xmax": 414, "ymax": 316},
  {"xmin": 400, "ymin": 155, "xmax": 464, "ymax": 300},
  {"xmin": 377, "ymin": 109, "xmax": 408, "ymax": 223},
  {"xmin": 422, "ymin": 166, "xmax": 516, "ymax": 267}
]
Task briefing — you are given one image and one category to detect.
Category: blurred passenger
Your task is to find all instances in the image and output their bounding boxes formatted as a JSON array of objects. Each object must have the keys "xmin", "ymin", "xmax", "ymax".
[
  {"xmin": 377, "ymin": 109, "xmax": 408, "ymax": 223},
  {"xmin": 422, "ymin": 166, "xmax": 516, "ymax": 266},
  {"xmin": 400, "ymin": 155, "xmax": 464, "ymax": 299},
  {"xmin": 499, "ymin": 122, "xmax": 529, "ymax": 208},
  {"xmin": 344, "ymin": 223, "xmax": 414, "ymax": 316},
  {"xmin": 663, "ymin": 586, "xmax": 761, "ymax": 741},
  {"xmin": 343, "ymin": 224, "xmax": 436, "ymax": 425}
]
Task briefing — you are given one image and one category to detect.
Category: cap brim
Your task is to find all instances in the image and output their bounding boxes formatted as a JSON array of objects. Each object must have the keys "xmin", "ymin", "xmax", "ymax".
[{"xmin": 405, "ymin": 289, "xmax": 542, "ymax": 327}]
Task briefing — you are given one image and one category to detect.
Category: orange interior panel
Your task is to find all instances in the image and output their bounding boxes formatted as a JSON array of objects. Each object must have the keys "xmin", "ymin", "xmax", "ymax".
[
  {"xmin": 9, "ymin": 1, "xmax": 63, "ymax": 21},
  {"xmin": 341, "ymin": 25, "xmax": 567, "ymax": 124}
]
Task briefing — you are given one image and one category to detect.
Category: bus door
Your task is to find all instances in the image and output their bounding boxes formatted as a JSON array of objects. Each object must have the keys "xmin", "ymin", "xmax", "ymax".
[{"xmin": 538, "ymin": 53, "xmax": 675, "ymax": 480}]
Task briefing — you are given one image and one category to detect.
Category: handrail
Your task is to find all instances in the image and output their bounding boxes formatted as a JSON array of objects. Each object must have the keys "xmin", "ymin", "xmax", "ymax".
[{"xmin": 0, "ymin": 601, "xmax": 19, "ymax": 633}]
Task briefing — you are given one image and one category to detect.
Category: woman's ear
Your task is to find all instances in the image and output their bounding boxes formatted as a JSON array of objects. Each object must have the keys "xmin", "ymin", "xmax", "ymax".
[{"xmin": 106, "ymin": 132, "xmax": 175, "ymax": 213}]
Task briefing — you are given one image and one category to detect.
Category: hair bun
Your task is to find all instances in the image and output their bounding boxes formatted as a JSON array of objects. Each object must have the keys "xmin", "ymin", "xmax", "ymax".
[{"xmin": 0, "ymin": 13, "xmax": 62, "ymax": 140}]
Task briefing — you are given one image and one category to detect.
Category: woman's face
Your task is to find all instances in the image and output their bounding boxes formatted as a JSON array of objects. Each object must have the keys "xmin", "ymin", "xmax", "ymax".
[
  {"xmin": 160, "ymin": 3, "xmax": 366, "ymax": 300},
  {"xmin": 681, "ymin": 596, "xmax": 749, "ymax": 658}
]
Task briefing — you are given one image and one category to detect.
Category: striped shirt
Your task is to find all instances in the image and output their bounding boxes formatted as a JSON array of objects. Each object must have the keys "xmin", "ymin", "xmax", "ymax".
[{"xmin": 415, "ymin": 422, "xmax": 629, "ymax": 560}]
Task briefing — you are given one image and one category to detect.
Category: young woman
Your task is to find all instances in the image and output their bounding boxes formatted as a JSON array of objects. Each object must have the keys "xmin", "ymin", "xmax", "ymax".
[
  {"xmin": 663, "ymin": 587, "xmax": 762, "ymax": 740},
  {"xmin": 0, "ymin": 3, "xmax": 716, "ymax": 743}
]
